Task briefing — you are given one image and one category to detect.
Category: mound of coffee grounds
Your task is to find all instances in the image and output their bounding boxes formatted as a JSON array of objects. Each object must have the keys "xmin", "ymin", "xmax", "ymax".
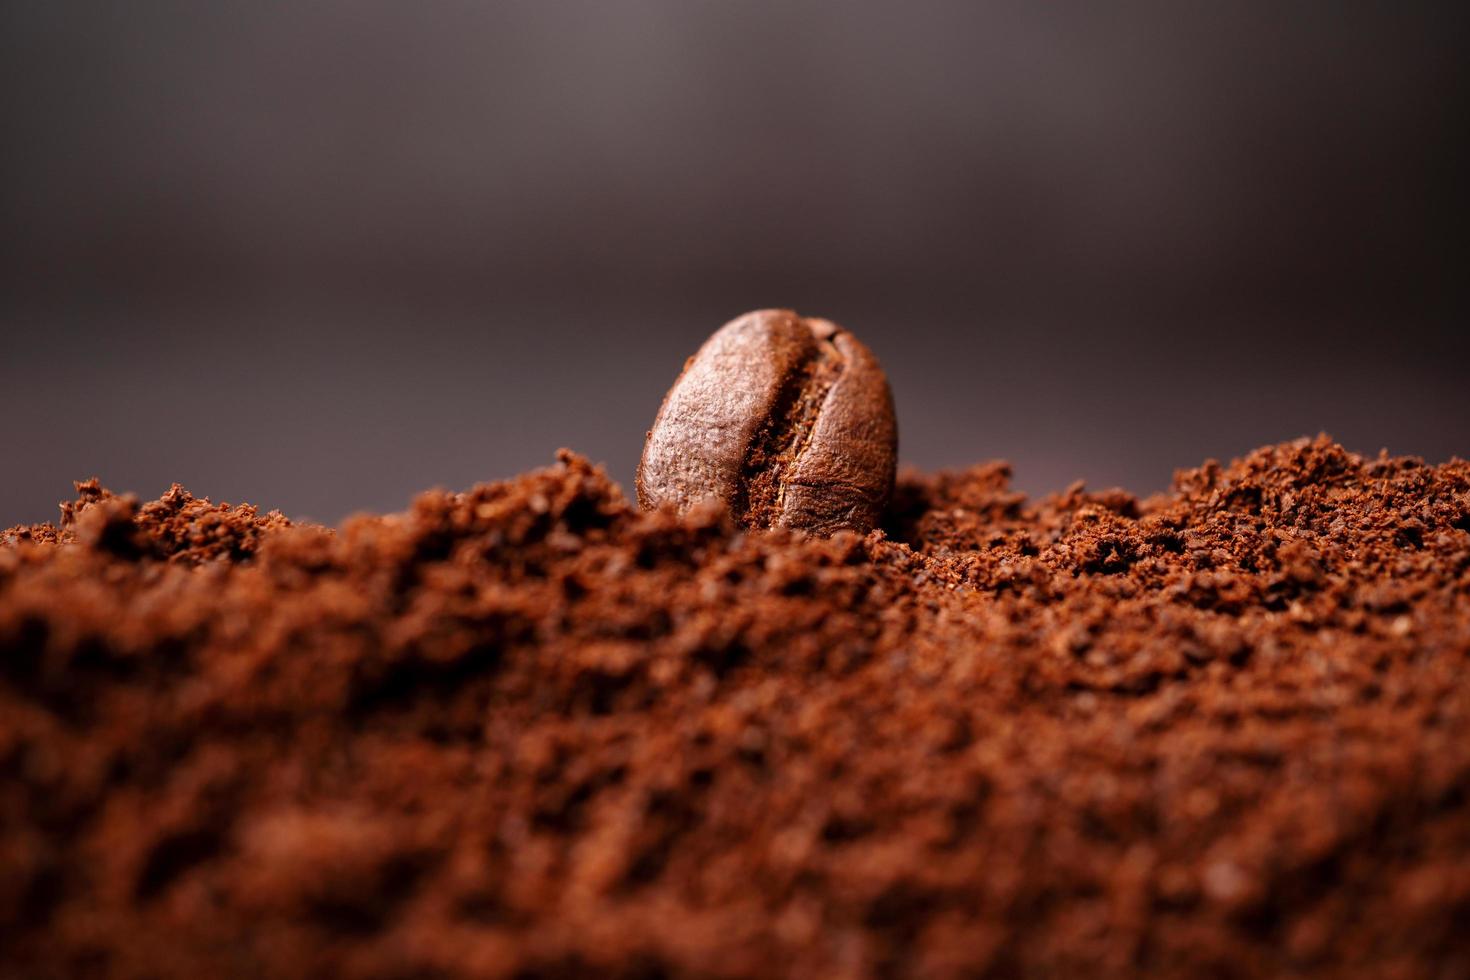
[{"xmin": 2, "ymin": 437, "xmax": 1468, "ymax": 978}]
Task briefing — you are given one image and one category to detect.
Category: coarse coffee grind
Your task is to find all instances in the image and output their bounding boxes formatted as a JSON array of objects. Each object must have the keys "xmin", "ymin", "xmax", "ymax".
[{"xmin": 2, "ymin": 436, "xmax": 1469, "ymax": 978}]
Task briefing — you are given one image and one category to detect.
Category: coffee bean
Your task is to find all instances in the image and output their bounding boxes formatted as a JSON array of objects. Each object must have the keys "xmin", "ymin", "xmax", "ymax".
[{"xmin": 637, "ymin": 309, "xmax": 898, "ymax": 534}]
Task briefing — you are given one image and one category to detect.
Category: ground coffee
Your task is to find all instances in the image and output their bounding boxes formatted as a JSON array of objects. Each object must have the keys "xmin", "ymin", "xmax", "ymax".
[{"xmin": 2, "ymin": 437, "xmax": 1468, "ymax": 978}]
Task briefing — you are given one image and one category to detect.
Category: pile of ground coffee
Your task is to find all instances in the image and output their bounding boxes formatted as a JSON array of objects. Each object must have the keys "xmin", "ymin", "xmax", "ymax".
[{"xmin": 2, "ymin": 437, "xmax": 1468, "ymax": 978}]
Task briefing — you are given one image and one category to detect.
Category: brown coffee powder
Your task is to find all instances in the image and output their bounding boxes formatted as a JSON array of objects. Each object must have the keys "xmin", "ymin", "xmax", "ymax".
[{"xmin": 2, "ymin": 437, "xmax": 1468, "ymax": 978}]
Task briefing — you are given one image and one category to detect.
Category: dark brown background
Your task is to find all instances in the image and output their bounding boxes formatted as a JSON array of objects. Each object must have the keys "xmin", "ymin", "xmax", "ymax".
[{"xmin": 2, "ymin": 2, "xmax": 1466, "ymax": 525}]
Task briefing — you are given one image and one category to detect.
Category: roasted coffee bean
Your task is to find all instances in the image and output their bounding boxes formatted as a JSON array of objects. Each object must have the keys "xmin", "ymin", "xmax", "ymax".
[{"xmin": 637, "ymin": 309, "xmax": 898, "ymax": 534}]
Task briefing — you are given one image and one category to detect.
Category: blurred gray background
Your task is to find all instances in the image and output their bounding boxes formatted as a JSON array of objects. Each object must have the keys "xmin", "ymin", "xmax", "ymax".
[{"xmin": 2, "ymin": 2, "xmax": 1466, "ymax": 525}]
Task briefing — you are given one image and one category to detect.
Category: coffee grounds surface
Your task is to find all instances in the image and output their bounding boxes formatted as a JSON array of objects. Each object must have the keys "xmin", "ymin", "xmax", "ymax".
[{"xmin": 2, "ymin": 437, "xmax": 1468, "ymax": 978}]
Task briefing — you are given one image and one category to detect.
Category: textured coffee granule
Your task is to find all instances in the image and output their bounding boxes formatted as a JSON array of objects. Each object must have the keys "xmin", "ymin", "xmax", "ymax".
[{"xmin": 2, "ymin": 437, "xmax": 1468, "ymax": 978}]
